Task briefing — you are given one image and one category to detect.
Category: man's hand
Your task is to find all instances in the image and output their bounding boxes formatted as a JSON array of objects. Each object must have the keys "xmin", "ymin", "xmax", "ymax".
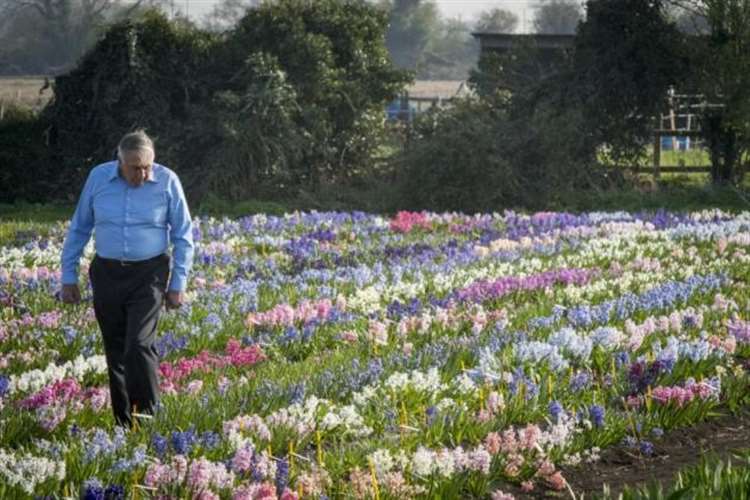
[
  {"xmin": 165, "ymin": 290, "xmax": 183, "ymax": 310},
  {"xmin": 61, "ymin": 284, "xmax": 81, "ymax": 304}
]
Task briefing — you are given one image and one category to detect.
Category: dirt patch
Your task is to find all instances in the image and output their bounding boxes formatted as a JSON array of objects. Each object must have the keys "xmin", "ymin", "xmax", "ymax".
[
  {"xmin": 562, "ymin": 410, "xmax": 750, "ymax": 498},
  {"xmin": 495, "ymin": 409, "xmax": 750, "ymax": 498}
]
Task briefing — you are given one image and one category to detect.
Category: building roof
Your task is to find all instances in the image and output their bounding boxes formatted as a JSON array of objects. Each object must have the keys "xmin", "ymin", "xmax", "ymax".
[
  {"xmin": 407, "ymin": 80, "xmax": 472, "ymax": 99},
  {"xmin": 471, "ymin": 33, "xmax": 576, "ymax": 51}
]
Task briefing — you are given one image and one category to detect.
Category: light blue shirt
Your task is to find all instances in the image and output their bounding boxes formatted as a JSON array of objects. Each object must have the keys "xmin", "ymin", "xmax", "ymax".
[{"xmin": 61, "ymin": 161, "xmax": 194, "ymax": 291}]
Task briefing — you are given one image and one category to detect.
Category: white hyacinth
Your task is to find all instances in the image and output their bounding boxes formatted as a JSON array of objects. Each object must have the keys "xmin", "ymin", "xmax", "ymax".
[{"xmin": 0, "ymin": 448, "xmax": 66, "ymax": 495}]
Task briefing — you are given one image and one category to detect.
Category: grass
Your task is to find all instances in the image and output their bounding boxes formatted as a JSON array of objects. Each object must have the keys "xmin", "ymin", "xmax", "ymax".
[
  {"xmin": 0, "ymin": 202, "xmax": 74, "ymax": 222},
  {"xmin": 559, "ymin": 181, "xmax": 750, "ymax": 213},
  {"xmin": 660, "ymin": 148, "xmax": 711, "ymax": 167},
  {"xmin": 3, "ymin": 174, "xmax": 750, "ymax": 238}
]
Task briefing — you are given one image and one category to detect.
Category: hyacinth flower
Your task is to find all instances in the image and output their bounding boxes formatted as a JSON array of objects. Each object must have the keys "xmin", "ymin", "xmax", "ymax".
[{"xmin": 2, "ymin": 210, "xmax": 750, "ymax": 498}]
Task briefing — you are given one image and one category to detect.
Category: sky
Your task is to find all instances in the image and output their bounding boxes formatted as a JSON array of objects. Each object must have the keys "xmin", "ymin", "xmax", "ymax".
[{"xmin": 185, "ymin": 0, "xmax": 542, "ymax": 32}]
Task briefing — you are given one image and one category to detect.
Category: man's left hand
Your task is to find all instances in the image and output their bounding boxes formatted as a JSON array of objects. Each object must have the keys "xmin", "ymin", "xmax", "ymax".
[{"xmin": 165, "ymin": 290, "xmax": 183, "ymax": 310}]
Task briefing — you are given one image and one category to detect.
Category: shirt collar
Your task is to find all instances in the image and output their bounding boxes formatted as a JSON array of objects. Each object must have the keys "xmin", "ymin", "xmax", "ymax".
[{"xmin": 109, "ymin": 161, "xmax": 157, "ymax": 183}]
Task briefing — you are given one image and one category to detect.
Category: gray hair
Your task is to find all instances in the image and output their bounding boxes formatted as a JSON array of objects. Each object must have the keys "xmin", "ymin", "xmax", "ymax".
[{"xmin": 117, "ymin": 130, "xmax": 155, "ymax": 163}]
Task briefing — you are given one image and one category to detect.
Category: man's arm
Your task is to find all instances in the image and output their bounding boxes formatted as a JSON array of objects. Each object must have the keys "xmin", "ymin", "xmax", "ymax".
[
  {"xmin": 60, "ymin": 171, "xmax": 97, "ymax": 292},
  {"xmin": 166, "ymin": 173, "xmax": 194, "ymax": 297}
]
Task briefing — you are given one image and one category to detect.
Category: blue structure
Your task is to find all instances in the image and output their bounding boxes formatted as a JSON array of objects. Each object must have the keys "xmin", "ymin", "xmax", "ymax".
[{"xmin": 661, "ymin": 136, "xmax": 692, "ymax": 151}]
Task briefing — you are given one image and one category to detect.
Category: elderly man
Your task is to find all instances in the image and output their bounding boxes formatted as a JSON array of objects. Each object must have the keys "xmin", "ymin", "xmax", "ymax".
[{"xmin": 60, "ymin": 130, "xmax": 194, "ymax": 428}]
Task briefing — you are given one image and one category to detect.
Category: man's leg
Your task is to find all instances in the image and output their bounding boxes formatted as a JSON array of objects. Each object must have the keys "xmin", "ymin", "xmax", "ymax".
[
  {"xmin": 123, "ymin": 256, "xmax": 169, "ymax": 420},
  {"xmin": 89, "ymin": 257, "xmax": 131, "ymax": 427}
]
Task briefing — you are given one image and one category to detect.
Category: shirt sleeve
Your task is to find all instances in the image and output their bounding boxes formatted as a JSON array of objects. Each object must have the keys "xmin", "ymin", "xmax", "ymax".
[
  {"xmin": 166, "ymin": 174, "xmax": 194, "ymax": 292},
  {"xmin": 60, "ymin": 170, "xmax": 96, "ymax": 285}
]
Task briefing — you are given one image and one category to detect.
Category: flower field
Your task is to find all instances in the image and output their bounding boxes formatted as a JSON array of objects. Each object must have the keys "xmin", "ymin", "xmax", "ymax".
[{"xmin": 1, "ymin": 209, "xmax": 750, "ymax": 499}]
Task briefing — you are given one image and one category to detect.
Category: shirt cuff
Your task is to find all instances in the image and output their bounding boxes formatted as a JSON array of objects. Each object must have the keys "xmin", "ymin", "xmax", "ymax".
[
  {"xmin": 61, "ymin": 269, "xmax": 79, "ymax": 285},
  {"xmin": 168, "ymin": 274, "xmax": 187, "ymax": 292}
]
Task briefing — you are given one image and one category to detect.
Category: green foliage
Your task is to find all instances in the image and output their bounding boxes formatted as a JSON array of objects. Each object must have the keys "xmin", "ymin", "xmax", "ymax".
[
  {"xmin": 474, "ymin": 8, "xmax": 518, "ymax": 34},
  {"xmin": 533, "ymin": 0, "xmax": 583, "ymax": 34},
  {"xmin": 185, "ymin": 52, "xmax": 306, "ymax": 199},
  {"xmin": 611, "ymin": 450, "xmax": 750, "ymax": 499},
  {"xmin": 691, "ymin": 0, "xmax": 750, "ymax": 184},
  {"xmin": 43, "ymin": 11, "xmax": 216, "ymax": 197},
  {"xmin": 382, "ymin": 0, "xmax": 441, "ymax": 70},
  {"xmin": 225, "ymin": 0, "xmax": 410, "ymax": 190},
  {"xmin": 380, "ymin": 0, "xmax": 480, "ymax": 80},
  {"xmin": 11, "ymin": 2, "xmax": 408, "ymax": 203},
  {"xmin": 0, "ymin": 103, "xmax": 54, "ymax": 203},
  {"xmin": 396, "ymin": 93, "xmax": 606, "ymax": 212},
  {"xmin": 572, "ymin": 0, "xmax": 686, "ymax": 165},
  {"xmin": 419, "ymin": 17, "xmax": 479, "ymax": 80}
]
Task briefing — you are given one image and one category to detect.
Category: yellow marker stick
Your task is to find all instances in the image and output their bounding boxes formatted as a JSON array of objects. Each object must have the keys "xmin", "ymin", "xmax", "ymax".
[{"xmin": 369, "ymin": 457, "xmax": 381, "ymax": 500}]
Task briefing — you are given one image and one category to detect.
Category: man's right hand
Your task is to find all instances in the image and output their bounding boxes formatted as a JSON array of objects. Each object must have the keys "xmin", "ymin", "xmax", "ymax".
[{"xmin": 61, "ymin": 284, "xmax": 81, "ymax": 304}]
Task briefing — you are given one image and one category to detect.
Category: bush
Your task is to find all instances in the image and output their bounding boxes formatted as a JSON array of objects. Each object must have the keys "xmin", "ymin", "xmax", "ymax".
[
  {"xmin": 33, "ymin": 2, "xmax": 409, "ymax": 203},
  {"xmin": 0, "ymin": 103, "xmax": 53, "ymax": 203},
  {"xmin": 397, "ymin": 93, "xmax": 606, "ymax": 213}
]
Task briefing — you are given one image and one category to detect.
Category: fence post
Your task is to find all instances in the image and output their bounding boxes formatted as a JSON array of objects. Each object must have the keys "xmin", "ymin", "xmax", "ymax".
[{"xmin": 653, "ymin": 132, "xmax": 661, "ymax": 179}]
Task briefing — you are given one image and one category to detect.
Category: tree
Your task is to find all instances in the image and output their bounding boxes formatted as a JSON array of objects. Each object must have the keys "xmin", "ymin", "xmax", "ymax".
[
  {"xmin": 202, "ymin": 0, "xmax": 259, "ymax": 32},
  {"xmin": 419, "ymin": 17, "xmax": 478, "ymax": 79},
  {"xmin": 381, "ymin": 0, "xmax": 441, "ymax": 70},
  {"xmin": 676, "ymin": 0, "xmax": 750, "ymax": 184},
  {"xmin": 39, "ymin": 2, "xmax": 409, "ymax": 201},
  {"xmin": 534, "ymin": 0, "xmax": 583, "ymax": 34},
  {"xmin": 668, "ymin": 2, "xmax": 711, "ymax": 33},
  {"xmin": 474, "ymin": 8, "xmax": 518, "ymax": 33},
  {"xmin": 227, "ymin": 0, "xmax": 410, "ymax": 188},
  {"xmin": 0, "ymin": 0, "xmax": 151, "ymax": 74},
  {"xmin": 572, "ymin": 0, "xmax": 686, "ymax": 164}
]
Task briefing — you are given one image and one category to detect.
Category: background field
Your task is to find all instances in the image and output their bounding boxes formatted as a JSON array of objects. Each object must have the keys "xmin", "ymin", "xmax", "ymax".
[{"xmin": 0, "ymin": 77, "xmax": 52, "ymax": 112}]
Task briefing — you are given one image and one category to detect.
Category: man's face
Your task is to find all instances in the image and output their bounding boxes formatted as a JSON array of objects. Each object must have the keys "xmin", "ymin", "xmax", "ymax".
[{"xmin": 119, "ymin": 150, "xmax": 153, "ymax": 187}]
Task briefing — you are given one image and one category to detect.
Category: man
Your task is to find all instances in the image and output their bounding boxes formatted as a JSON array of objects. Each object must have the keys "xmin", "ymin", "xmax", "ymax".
[{"xmin": 60, "ymin": 130, "xmax": 194, "ymax": 428}]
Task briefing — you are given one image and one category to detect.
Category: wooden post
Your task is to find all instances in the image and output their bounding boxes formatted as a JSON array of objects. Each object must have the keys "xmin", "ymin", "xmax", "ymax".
[{"xmin": 653, "ymin": 132, "xmax": 661, "ymax": 179}]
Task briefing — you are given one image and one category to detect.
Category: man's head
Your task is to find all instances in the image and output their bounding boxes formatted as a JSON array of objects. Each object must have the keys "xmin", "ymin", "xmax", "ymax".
[{"xmin": 117, "ymin": 130, "xmax": 155, "ymax": 187}]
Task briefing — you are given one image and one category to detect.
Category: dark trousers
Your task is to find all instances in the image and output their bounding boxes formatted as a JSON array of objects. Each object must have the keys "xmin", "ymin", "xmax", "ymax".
[{"xmin": 88, "ymin": 253, "xmax": 169, "ymax": 428}]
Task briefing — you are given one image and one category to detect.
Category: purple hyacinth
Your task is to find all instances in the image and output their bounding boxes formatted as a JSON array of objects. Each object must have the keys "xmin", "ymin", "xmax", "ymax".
[
  {"xmin": 589, "ymin": 404, "xmax": 605, "ymax": 428},
  {"xmin": 275, "ymin": 458, "xmax": 290, "ymax": 494},
  {"xmin": 548, "ymin": 400, "xmax": 564, "ymax": 422},
  {"xmin": 639, "ymin": 440, "xmax": 654, "ymax": 456}
]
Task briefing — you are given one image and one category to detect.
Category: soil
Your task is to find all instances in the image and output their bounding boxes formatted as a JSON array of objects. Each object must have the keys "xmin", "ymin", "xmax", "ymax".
[{"xmin": 504, "ymin": 409, "xmax": 750, "ymax": 499}]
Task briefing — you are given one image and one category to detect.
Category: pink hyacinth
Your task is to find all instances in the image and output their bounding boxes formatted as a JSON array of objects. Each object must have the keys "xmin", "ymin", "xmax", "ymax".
[
  {"xmin": 144, "ymin": 463, "xmax": 170, "ymax": 488},
  {"xmin": 196, "ymin": 491, "xmax": 219, "ymax": 500},
  {"xmin": 225, "ymin": 339, "xmax": 266, "ymax": 367},
  {"xmin": 491, "ymin": 490, "xmax": 516, "ymax": 500},
  {"xmin": 279, "ymin": 489, "xmax": 299, "ymax": 500},
  {"xmin": 389, "ymin": 211, "xmax": 432, "ymax": 233},
  {"xmin": 233, "ymin": 482, "xmax": 277, "ymax": 500},
  {"xmin": 456, "ymin": 267, "xmax": 598, "ymax": 303},
  {"xmin": 650, "ymin": 379, "xmax": 718, "ymax": 408},
  {"xmin": 19, "ymin": 378, "xmax": 82, "ymax": 410},
  {"xmin": 500, "ymin": 428, "xmax": 518, "ymax": 453},
  {"xmin": 547, "ymin": 471, "xmax": 567, "ymax": 491},
  {"xmin": 37, "ymin": 311, "xmax": 64, "ymax": 329},
  {"xmin": 520, "ymin": 424, "xmax": 541, "ymax": 450},
  {"xmin": 245, "ymin": 299, "xmax": 334, "ymax": 330},
  {"xmin": 187, "ymin": 458, "xmax": 213, "ymax": 490},
  {"xmin": 484, "ymin": 432, "xmax": 501, "ymax": 455},
  {"xmin": 231, "ymin": 446, "xmax": 254, "ymax": 473}
]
